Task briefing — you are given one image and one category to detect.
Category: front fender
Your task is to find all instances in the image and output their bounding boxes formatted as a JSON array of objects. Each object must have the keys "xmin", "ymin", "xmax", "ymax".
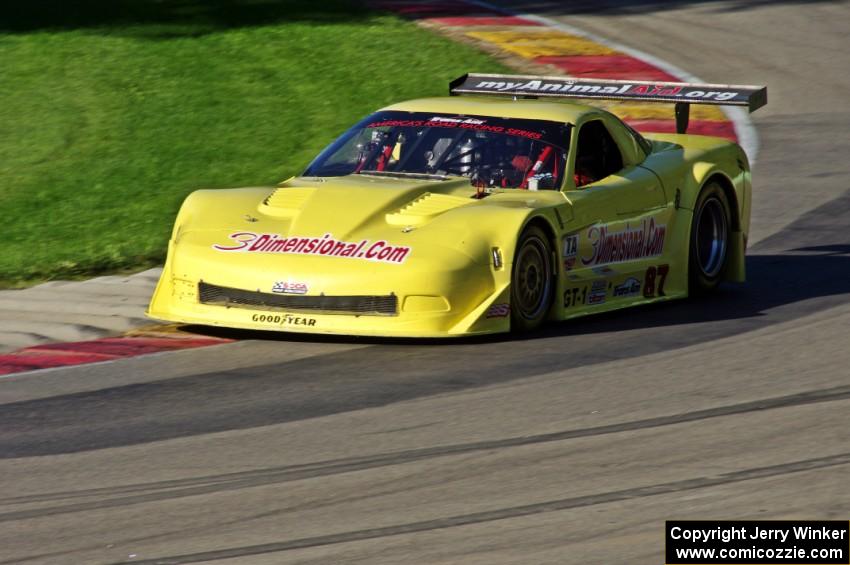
[
  {"xmin": 426, "ymin": 200, "xmax": 564, "ymax": 328},
  {"xmin": 427, "ymin": 198, "xmax": 564, "ymax": 267}
]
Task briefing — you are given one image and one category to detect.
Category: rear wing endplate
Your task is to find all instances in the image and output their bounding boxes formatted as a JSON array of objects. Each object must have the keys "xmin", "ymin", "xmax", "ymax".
[{"xmin": 449, "ymin": 73, "xmax": 767, "ymax": 134}]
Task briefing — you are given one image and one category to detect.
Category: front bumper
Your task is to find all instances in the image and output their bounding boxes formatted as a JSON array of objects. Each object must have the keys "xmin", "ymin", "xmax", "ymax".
[{"xmin": 146, "ymin": 264, "xmax": 512, "ymax": 338}]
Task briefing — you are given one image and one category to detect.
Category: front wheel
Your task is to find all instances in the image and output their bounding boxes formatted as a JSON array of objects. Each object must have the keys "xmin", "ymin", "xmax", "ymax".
[
  {"xmin": 510, "ymin": 225, "xmax": 554, "ymax": 332},
  {"xmin": 689, "ymin": 182, "xmax": 732, "ymax": 294}
]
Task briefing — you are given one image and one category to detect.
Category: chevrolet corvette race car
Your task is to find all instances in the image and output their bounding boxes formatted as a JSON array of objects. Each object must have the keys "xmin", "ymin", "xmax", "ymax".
[{"xmin": 147, "ymin": 73, "xmax": 767, "ymax": 337}]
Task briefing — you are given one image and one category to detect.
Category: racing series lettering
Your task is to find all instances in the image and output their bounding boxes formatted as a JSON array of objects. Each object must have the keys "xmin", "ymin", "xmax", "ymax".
[
  {"xmin": 367, "ymin": 120, "xmax": 543, "ymax": 140},
  {"xmin": 581, "ymin": 219, "xmax": 666, "ymax": 266},
  {"xmin": 564, "ymin": 286, "xmax": 586, "ymax": 308},
  {"xmin": 564, "ymin": 280, "xmax": 609, "ymax": 308},
  {"xmin": 213, "ymin": 232, "xmax": 411, "ymax": 264},
  {"xmin": 562, "ymin": 234, "xmax": 579, "ymax": 271}
]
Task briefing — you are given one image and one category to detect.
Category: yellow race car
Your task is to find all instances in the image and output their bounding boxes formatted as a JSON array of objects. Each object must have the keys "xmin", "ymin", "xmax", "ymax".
[{"xmin": 147, "ymin": 73, "xmax": 767, "ymax": 337}]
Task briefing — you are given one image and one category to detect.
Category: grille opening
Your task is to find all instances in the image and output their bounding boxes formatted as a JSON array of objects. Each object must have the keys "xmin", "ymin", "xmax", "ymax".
[{"xmin": 198, "ymin": 282, "xmax": 398, "ymax": 316}]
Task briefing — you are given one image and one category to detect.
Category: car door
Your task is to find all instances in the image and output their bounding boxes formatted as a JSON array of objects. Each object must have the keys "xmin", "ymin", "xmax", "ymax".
[{"xmin": 560, "ymin": 115, "xmax": 674, "ymax": 310}]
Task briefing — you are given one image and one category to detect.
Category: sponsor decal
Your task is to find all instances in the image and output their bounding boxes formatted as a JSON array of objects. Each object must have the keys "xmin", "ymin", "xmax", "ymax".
[
  {"xmin": 613, "ymin": 277, "xmax": 642, "ymax": 297},
  {"xmin": 562, "ymin": 234, "xmax": 578, "ymax": 271},
  {"xmin": 586, "ymin": 280, "xmax": 608, "ymax": 305},
  {"xmin": 468, "ymin": 78, "xmax": 744, "ymax": 103},
  {"xmin": 427, "ymin": 116, "xmax": 486, "ymax": 125},
  {"xmin": 272, "ymin": 281, "xmax": 308, "ymax": 295},
  {"xmin": 213, "ymin": 232, "xmax": 411, "ymax": 264},
  {"xmin": 252, "ymin": 313, "xmax": 317, "ymax": 327},
  {"xmin": 581, "ymin": 218, "xmax": 666, "ymax": 267},
  {"xmin": 486, "ymin": 303, "xmax": 511, "ymax": 318},
  {"xmin": 591, "ymin": 265, "xmax": 616, "ymax": 277}
]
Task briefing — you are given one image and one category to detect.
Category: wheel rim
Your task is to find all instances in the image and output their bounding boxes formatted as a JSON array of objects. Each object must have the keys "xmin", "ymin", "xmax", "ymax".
[
  {"xmin": 695, "ymin": 197, "xmax": 728, "ymax": 278},
  {"xmin": 514, "ymin": 236, "xmax": 551, "ymax": 320}
]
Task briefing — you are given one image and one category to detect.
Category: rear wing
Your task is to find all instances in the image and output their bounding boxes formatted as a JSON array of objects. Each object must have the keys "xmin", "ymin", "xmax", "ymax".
[{"xmin": 449, "ymin": 73, "xmax": 767, "ymax": 134}]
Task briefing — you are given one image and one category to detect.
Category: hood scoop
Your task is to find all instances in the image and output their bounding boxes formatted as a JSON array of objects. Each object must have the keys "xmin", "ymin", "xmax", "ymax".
[
  {"xmin": 259, "ymin": 186, "xmax": 316, "ymax": 216},
  {"xmin": 386, "ymin": 192, "xmax": 473, "ymax": 226}
]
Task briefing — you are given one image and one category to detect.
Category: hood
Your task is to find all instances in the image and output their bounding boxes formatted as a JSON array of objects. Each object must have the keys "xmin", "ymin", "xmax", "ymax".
[
  {"xmin": 172, "ymin": 174, "xmax": 569, "ymax": 282},
  {"xmin": 256, "ymin": 175, "xmax": 476, "ymax": 239}
]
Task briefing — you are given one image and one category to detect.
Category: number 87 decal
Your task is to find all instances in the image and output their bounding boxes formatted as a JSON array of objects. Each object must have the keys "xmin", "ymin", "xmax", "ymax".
[{"xmin": 643, "ymin": 264, "xmax": 669, "ymax": 297}]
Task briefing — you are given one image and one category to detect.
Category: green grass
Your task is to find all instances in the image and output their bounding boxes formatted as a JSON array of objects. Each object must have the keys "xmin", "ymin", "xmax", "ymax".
[{"xmin": 0, "ymin": 0, "xmax": 509, "ymax": 287}]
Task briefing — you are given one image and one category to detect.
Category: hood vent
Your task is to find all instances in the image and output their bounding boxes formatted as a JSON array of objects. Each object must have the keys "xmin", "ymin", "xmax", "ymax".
[
  {"xmin": 386, "ymin": 192, "xmax": 473, "ymax": 226},
  {"xmin": 260, "ymin": 186, "xmax": 316, "ymax": 215}
]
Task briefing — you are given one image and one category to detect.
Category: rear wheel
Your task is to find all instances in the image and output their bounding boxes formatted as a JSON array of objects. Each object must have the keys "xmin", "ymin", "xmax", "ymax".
[
  {"xmin": 510, "ymin": 225, "xmax": 554, "ymax": 332},
  {"xmin": 689, "ymin": 182, "xmax": 732, "ymax": 294}
]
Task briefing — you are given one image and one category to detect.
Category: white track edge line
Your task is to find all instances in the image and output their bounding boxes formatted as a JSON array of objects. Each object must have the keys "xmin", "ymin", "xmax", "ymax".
[{"xmin": 465, "ymin": 0, "xmax": 760, "ymax": 164}]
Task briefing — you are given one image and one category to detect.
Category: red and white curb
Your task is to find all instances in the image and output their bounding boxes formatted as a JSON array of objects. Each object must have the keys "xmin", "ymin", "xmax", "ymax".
[{"xmin": 0, "ymin": 328, "xmax": 231, "ymax": 376}]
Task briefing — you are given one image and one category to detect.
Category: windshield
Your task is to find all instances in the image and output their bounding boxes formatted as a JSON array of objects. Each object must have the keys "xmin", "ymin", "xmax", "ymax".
[{"xmin": 304, "ymin": 111, "xmax": 571, "ymax": 190}]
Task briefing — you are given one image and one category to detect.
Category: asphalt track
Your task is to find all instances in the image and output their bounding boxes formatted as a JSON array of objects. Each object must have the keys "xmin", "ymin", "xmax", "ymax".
[{"xmin": 2, "ymin": 2, "xmax": 849, "ymax": 563}]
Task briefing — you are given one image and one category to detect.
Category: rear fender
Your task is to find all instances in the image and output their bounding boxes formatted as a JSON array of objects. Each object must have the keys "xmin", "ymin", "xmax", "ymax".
[{"xmin": 682, "ymin": 162, "xmax": 748, "ymax": 283}]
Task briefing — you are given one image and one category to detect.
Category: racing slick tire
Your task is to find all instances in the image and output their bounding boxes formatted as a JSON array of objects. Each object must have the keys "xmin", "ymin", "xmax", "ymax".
[
  {"xmin": 510, "ymin": 225, "xmax": 554, "ymax": 332},
  {"xmin": 688, "ymin": 182, "xmax": 732, "ymax": 294}
]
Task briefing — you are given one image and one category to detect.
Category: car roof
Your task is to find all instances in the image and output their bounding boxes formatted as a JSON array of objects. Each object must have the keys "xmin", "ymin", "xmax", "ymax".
[{"xmin": 382, "ymin": 96, "xmax": 600, "ymax": 124}]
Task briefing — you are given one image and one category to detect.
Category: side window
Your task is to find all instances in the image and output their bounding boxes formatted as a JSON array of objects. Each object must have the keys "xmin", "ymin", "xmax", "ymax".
[{"xmin": 574, "ymin": 120, "xmax": 624, "ymax": 187}]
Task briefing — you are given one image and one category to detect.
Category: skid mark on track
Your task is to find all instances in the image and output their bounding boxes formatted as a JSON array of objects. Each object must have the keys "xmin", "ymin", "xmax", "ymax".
[
  {"xmin": 118, "ymin": 452, "xmax": 850, "ymax": 564},
  {"xmin": 2, "ymin": 384, "xmax": 847, "ymax": 523}
]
